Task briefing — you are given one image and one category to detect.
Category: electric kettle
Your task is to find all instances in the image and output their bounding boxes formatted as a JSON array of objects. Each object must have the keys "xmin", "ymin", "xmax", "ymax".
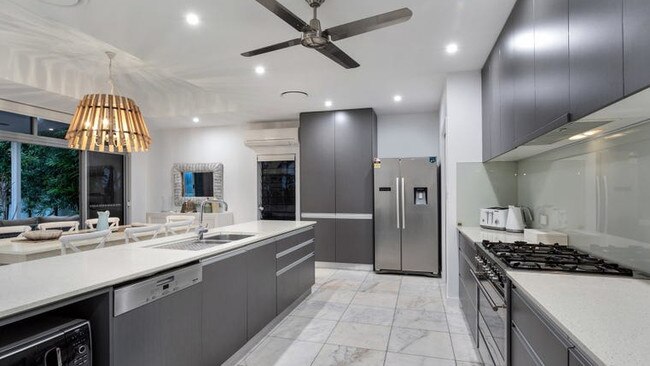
[{"xmin": 505, "ymin": 205, "xmax": 533, "ymax": 233}]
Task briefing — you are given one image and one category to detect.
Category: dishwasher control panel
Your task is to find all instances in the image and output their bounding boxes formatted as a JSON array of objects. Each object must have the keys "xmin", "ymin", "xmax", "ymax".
[{"xmin": 113, "ymin": 264, "xmax": 202, "ymax": 316}]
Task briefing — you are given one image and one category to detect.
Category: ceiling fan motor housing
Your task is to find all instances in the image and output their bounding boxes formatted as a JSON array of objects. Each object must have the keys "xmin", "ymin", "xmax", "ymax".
[
  {"xmin": 305, "ymin": 0, "xmax": 326, "ymax": 7},
  {"xmin": 301, "ymin": 18, "xmax": 329, "ymax": 48}
]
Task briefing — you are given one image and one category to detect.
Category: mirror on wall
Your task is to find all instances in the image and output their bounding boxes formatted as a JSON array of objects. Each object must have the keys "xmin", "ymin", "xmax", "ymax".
[
  {"xmin": 172, "ymin": 163, "xmax": 223, "ymax": 206},
  {"xmin": 182, "ymin": 172, "xmax": 214, "ymax": 197}
]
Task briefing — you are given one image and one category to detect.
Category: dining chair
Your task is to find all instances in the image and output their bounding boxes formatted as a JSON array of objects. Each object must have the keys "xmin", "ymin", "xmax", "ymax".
[
  {"xmin": 37, "ymin": 221, "xmax": 80, "ymax": 232},
  {"xmin": 59, "ymin": 229, "xmax": 112, "ymax": 255},
  {"xmin": 164, "ymin": 220, "xmax": 194, "ymax": 236},
  {"xmin": 0, "ymin": 225, "xmax": 32, "ymax": 238},
  {"xmin": 85, "ymin": 217, "xmax": 120, "ymax": 229},
  {"xmin": 165, "ymin": 215, "xmax": 196, "ymax": 224},
  {"xmin": 124, "ymin": 224, "xmax": 163, "ymax": 244}
]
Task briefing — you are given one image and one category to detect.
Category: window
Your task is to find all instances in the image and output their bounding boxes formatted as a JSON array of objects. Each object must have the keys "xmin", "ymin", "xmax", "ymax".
[
  {"xmin": 0, "ymin": 108, "xmax": 129, "ymax": 225},
  {"xmin": 36, "ymin": 118, "xmax": 69, "ymax": 139},
  {"xmin": 0, "ymin": 141, "xmax": 10, "ymax": 219},
  {"xmin": 0, "ymin": 111, "xmax": 31, "ymax": 134},
  {"xmin": 20, "ymin": 143, "xmax": 79, "ymax": 217}
]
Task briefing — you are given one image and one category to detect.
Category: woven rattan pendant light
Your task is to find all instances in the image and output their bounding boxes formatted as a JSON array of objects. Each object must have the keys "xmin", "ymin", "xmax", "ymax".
[{"xmin": 66, "ymin": 51, "xmax": 152, "ymax": 152}]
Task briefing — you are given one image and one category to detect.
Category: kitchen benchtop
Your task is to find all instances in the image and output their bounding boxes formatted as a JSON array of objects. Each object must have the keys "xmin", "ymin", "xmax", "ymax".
[
  {"xmin": 458, "ymin": 226, "xmax": 650, "ymax": 366},
  {"xmin": 0, "ymin": 220, "xmax": 315, "ymax": 320}
]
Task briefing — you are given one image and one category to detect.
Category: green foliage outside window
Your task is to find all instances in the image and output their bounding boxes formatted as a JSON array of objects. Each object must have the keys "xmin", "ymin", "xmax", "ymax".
[
  {"xmin": 21, "ymin": 142, "xmax": 79, "ymax": 217},
  {"xmin": 0, "ymin": 141, "xmax": 10, "ymax": 219}
]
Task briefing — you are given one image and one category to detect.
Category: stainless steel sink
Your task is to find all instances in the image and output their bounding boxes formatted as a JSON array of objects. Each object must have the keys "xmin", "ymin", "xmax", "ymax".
[
  {"xmin": 205, "ymin": 233, "xmax": 254, "ymax": 241},
  {"xmin": 153, "ymin": 240, "xmax": 231, "ymax": 251},
  {"xmin": 150, "ymin": 234, "xmax": 254, "ymax": 251}
]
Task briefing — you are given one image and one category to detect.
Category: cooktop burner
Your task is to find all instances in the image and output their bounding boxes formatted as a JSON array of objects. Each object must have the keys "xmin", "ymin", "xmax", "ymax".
[{"xmin": 482, "ymin": 241, "xmax": 633, "ymax": 276}]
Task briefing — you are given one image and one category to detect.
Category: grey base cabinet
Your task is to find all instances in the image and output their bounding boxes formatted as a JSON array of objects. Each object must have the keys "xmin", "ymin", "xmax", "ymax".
[
  {"xmin": 113, "ymin": 285, "xmax": 202, "ymax": 366},
  {"xmin": 247, "ymin": 242, "xmax": 277, "ymax": 339},
  {"xmin": 335, "ymin": 219, "xmax": 373, "ymax": 264},
  {"xmin": 276, "ymin": 230, "xmax": 316, "ymax": 314},
  {"xmin": 312, "ymin": 218, "xmax": 336, "ymax": 262},
  {"xmin": 201, "ymin": 251, "xmax": 248, "ymax": 366}
]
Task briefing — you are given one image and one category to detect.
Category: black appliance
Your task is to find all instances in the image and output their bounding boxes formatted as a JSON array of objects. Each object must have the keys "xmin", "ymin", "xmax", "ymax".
[
  {"xmin": 482, "ymin": 241, "xmax": 634, "ymax": 276},
  {"xmin": 0, "ymin": 317, "xmax": 91, "ymax": 366}
]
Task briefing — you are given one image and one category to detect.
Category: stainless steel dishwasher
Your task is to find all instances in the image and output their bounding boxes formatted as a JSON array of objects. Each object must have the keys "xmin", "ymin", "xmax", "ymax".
[{"xmin": 113, "ymin": 264, "xmax": 203, "ymax": 366}]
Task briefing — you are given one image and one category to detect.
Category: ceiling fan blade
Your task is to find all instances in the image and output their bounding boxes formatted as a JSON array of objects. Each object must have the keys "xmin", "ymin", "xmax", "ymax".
[
  {"xmin": 242, "ymin": 38, "xmax": 302, "ymax": 57},
  {"xmin": 254, "ymin": 0, "xmax": 309, "ymax": 32},
  {"xmin": 324, "ymin": 8, "xmax": 413, "ymax": 41},
  {"xmin": 316, "ymin": 42, "xmax": 360, "ymax": 69}
]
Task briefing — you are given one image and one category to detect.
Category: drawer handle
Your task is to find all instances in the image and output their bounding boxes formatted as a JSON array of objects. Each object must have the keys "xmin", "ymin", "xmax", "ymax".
[
  {"xmin": 276, "ymin": 253, "xmax": 314, "ymax": 276},
  {"xmin": 276, "ymin": 239, "xmax": 314, "ymax": 258}
]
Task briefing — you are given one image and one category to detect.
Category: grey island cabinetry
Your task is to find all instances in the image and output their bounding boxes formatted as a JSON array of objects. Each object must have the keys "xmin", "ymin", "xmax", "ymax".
[
  {"xmin": 0, "ymin": 221, "xmax": 315, "ymax": 366},
  {"xmin": 201, "ymin": 249, "xmax": 248, "ymax": 366}
]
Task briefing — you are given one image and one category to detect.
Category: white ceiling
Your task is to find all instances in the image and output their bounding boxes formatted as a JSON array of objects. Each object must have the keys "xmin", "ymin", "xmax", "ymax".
[{"xmin": 0, "ymin": 0, "xmax": 514, "ymax": 129}]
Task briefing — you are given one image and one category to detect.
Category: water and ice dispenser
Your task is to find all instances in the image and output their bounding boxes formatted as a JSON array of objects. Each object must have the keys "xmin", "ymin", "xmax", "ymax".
[{"xmin": 414, "ymin": 187, "xmax": 428, "ymax": 205}]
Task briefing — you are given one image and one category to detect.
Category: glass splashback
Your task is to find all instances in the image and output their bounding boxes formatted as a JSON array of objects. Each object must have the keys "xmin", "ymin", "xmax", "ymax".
[{"xmin": 518, "ymin": 121, "xmax": 650, "ymax": 274}]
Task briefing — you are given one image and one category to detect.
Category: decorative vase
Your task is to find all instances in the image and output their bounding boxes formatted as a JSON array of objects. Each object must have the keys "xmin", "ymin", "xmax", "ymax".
[{"xmin": 96, "ymin": 210, "xmax": 110, "ymax": 231}]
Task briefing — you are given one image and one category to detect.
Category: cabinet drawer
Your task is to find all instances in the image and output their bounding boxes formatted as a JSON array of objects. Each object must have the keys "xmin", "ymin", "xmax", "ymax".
[
  {"xmin": 511, "ymin": 324, "xmax": 543, "ymax": 366},
  {"xmin": 276, "ymin": 240, "xmax": 315, "ymax": 270},
  {"xmin": 512, "ymin": 288, "xmax": 569, "ymax": 366},
  {"xmin": 275, "ymin": 228, "xmax": 315, "ymax": 253}
]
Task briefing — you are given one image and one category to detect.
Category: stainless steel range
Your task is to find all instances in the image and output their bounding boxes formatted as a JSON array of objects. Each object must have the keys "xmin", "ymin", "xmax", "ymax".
[{"xmin": 472, "ymin": 240, "xmax": 635, "ymax": 366}]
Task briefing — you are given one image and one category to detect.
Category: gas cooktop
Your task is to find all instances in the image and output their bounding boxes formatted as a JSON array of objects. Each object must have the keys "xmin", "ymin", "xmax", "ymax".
[{"xmin": 481, "ymin": 241, "xmax": 634, "ymax": 276}]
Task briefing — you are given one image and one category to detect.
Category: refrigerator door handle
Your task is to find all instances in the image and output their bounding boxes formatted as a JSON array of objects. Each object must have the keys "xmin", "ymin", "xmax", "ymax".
[
  {"xmin": 401, "ymin": 177, "xmax": 406, "ymax": 229},
  {"xmin": 395, "ymin": 177, "xmax": 400, "ymax": 229}
]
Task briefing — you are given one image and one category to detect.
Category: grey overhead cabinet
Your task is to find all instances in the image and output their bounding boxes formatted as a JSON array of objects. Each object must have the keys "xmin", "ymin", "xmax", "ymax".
[
  {"xmin": 510, "ymin": 0, "xmax": 536, "ymax": 146},
  {"xmin": 201, "ymin": 250, "xmax": 248, "ymax": 366},
  {"xmin": 533, "ymin": 0, "xmax": 570, "ymax": 138},
  {"xmin": 623, "ymin": 0, "xmax": 650, "ymax": 96},
  {"xmin": 300, "ymin": 108, "xmax": 377, "ymax": 264},
  {"xmin": 568, "ymin": 0, "xmax": 624, "ymax": 121}
]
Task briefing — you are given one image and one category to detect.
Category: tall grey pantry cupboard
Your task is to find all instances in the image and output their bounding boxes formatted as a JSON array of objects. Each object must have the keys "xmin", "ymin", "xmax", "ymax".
[{"xmin": 300, "ymin": 108, "xmax": 377, "ymax": 264}]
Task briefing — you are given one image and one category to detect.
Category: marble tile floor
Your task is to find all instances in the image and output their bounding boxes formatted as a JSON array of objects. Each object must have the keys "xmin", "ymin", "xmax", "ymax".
[{"xmin": 236, "ymin": 267, "xmax": 484, "ymax": 366}]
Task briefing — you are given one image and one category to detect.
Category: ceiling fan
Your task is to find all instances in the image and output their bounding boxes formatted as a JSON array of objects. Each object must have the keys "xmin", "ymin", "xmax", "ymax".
[{"xmin": 242, "ymin": 0, "xmax": 413, "ymax": 69}]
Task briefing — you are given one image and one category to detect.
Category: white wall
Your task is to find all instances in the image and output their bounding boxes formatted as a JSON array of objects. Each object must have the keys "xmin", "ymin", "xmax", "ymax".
[
  {"xmin": 130, "ymin": 125, "xmax": 258, "ymax": 224},
  {"xmin": 439, "ymin": 71, "xmax": 483, "ymax": 299},
  {"xmin": 377, "ymin": 113, "xmax": 439, "ymax": 158}
]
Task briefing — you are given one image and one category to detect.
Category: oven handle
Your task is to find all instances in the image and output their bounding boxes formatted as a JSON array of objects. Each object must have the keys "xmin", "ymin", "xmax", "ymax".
[{"xmin": 469, "ymin": 268, "xmax": 506, "ymax": 311}]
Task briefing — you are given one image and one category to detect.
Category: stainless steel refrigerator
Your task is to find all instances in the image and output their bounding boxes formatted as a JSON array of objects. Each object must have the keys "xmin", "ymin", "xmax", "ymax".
[{"xmin": 374, "ymin": 157, "xmax": 439, "ymax": 275}]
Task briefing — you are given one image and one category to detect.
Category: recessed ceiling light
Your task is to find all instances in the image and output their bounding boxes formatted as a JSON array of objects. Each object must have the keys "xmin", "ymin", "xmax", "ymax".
[
  {"xmin": 393, "ymin": 95, "xmax": 403, "ymax": 103},
  {"xmin": 48, "ymin": 128, "xmax": 54, "ymax": 131},
  {"xmin": 255, "ymin": 66, "xmax": 266, "ymax": 75},
  {"xmin": 185, "ymin": 12, "xmax": 200, "ymax": 26},
  {"xmin": 446, "ymin": 43, "xmax": 459, "ymax": 54},
  {"xmin": 192, "ymin": 117, "xmax": 200, "ymax": 123},
  {"xmin": 324, "ymin": 100, "xmax": 333, "ymax": 108}
]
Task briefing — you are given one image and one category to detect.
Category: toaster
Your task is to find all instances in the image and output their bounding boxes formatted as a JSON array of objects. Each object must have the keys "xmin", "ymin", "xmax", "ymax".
[{"xmin": 480, "ymin": 207, "xmax": 509, "ymax": 231}]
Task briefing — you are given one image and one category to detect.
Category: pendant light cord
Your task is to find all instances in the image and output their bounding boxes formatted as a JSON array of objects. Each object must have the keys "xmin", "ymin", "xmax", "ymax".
[{"xmin": 106, "ymin": 51, "xmax": 116, "ymax": 94}]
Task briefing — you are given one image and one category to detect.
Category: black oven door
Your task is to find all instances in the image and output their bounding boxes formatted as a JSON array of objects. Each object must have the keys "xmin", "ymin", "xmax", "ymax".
[{"xmin": 471, "ymin": 269, "xmax": 507, "ymax": 366}]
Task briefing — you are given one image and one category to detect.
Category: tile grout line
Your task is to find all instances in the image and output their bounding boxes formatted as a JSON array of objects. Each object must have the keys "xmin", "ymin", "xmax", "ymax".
[
  {"xmin": 382, "ymin": 273, "xmax": 402, "ymax": 366},
  {"xmin": 310, "ymin": 268, "xmax": 369, "ymax": 366}
]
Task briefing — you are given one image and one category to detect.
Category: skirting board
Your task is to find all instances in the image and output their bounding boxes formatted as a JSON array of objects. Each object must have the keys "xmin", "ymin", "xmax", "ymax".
[{"xmin": 315, "ymin": 261, "xmax": 373, "ymax": 271}]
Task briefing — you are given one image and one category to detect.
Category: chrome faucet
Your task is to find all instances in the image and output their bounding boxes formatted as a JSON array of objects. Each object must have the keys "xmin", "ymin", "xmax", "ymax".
[{"xmin": 196, "ymin": 198, "xmax": 229, "ymax": 240}]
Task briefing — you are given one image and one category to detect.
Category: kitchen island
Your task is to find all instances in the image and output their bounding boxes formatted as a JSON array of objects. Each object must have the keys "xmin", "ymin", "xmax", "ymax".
[
  {"xmin": 458, "ymin": 226, "xmax": 650, "ymax": 366},
  {"xmin": 0, "ymin": 220, "xmax": 316, "ymax": 366}
]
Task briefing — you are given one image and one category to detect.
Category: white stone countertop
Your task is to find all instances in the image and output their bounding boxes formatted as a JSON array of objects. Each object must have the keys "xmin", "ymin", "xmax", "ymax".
[
  {"xmin": 0, "ymin": 220, "xmax": 315, "ymax": 320},
  {"xmin": 458, "ymin": 226, "xmax": 650, "ymax": 366},
  {"xmin": 457, "ymin": 226, "xmax": 525, "ymax": 243}
]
